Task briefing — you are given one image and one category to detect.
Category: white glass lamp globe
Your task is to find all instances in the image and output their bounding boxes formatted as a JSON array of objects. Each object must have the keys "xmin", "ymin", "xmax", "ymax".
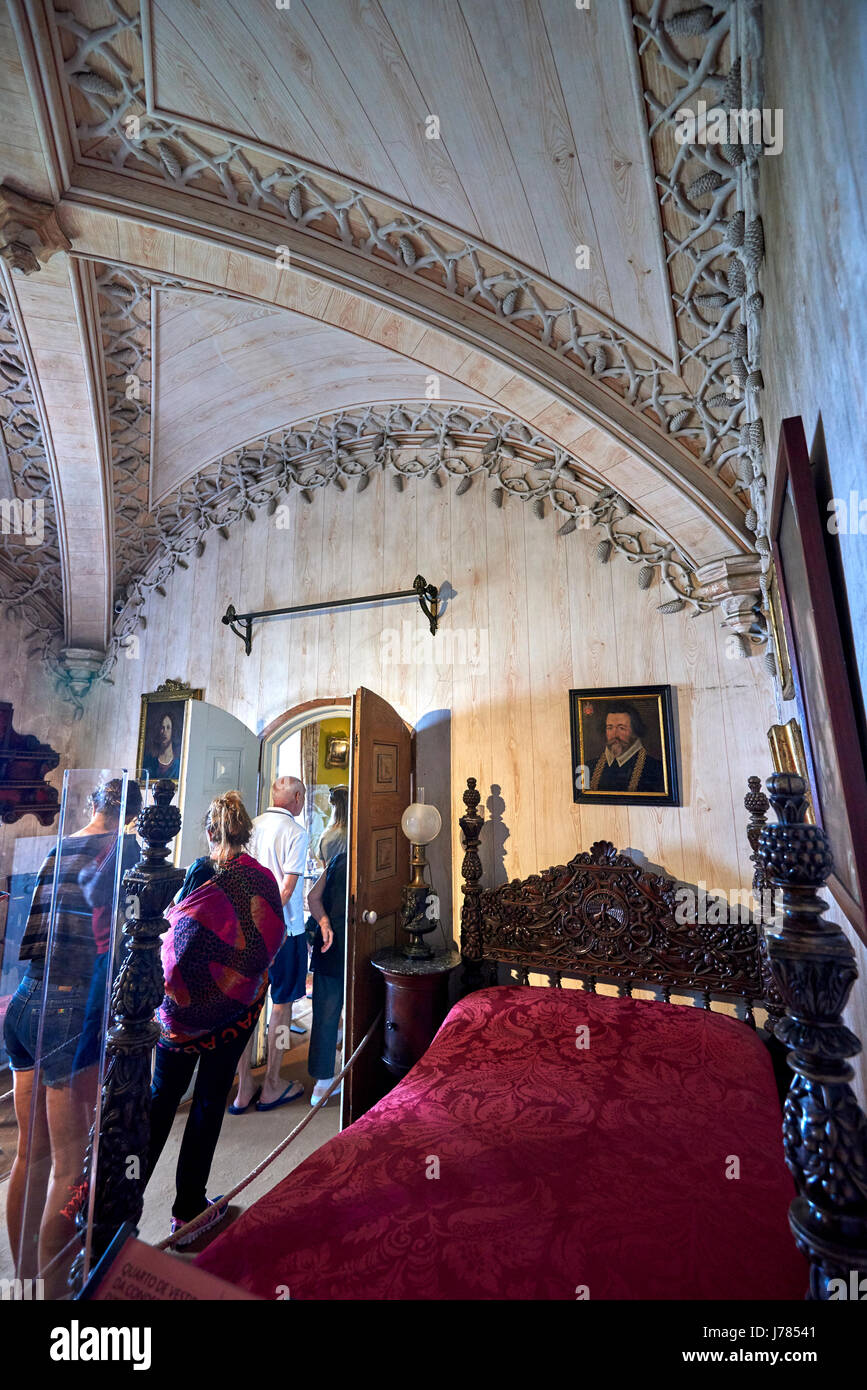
[{"xmin": 401, "ymin": 802, "xmax": 442, "ymax": 846}]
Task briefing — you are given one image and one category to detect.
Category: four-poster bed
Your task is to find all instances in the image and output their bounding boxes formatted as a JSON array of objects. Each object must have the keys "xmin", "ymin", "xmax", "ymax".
[{"xmin": 79, "ymin": 772, "xmax": 867, "ymax": 1300}]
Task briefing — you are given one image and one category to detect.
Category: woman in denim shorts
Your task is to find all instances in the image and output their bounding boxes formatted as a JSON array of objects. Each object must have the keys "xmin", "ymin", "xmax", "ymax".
[{"xmin": 3, "ymin": 779, "xmax": 139, "ymax": 1293}]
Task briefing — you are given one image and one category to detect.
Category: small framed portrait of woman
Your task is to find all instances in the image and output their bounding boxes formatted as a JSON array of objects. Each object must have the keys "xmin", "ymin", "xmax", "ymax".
[{"xmin": 137, "ymin": 680, "xmax": 203, "ymax": 786}]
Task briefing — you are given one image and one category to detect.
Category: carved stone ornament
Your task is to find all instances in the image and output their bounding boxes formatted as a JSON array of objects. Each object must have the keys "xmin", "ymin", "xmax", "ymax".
[
  {"xmin": 0, "ymin": 185, "xmax": 71, "ymax": 274},
  {"xmin": 758, "ymin": 772, "xmax": 867, "ymax": 1300},
  {"xmin": 694, "ymin": 553, "xmax": 767, "ymax": 652}
]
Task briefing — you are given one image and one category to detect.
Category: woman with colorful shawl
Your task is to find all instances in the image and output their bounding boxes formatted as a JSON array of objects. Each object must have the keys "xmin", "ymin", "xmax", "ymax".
[{"xmin": 145, "ymin": 791, "xmax": 285, "ymax": 1245}]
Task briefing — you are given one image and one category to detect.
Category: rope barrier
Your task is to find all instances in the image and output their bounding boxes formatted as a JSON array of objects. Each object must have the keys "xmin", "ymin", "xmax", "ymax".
[{"xmin": 155, "ymin": 1009, "xmax": 384, "ymax": 1251}]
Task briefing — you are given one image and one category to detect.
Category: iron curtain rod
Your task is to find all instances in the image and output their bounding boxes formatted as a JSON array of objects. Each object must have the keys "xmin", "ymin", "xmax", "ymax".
[{"xmin": 222, "ymin": 574, "xmax": 440, "ymax": 655}]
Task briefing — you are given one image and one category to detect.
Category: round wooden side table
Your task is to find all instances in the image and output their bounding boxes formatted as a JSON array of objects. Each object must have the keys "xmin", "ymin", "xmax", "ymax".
[{"xmin": 371, "ymin": 946, "xmax": 462, "ymax": 1080}]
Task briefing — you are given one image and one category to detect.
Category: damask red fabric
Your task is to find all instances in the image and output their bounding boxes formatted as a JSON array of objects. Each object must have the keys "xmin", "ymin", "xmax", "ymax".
[{"xmin": 197, "ymin": 987, "xmax": 807, "ymax": 1300}]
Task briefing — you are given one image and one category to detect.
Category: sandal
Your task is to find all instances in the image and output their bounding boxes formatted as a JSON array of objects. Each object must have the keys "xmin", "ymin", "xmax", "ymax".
[
  {"xmin": 228, "ymin": 1086, "xmax": 261, "ymax": 1115},
  {"xmin": 255, "ymin": 1080, "xmax": 304, "ymax": 1110}
]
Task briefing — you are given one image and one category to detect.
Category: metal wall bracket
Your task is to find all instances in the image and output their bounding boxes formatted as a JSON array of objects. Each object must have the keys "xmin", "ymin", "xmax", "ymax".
[{"xmin": 222, "ymin": 574, "xmax": 440, "ymax": 654}]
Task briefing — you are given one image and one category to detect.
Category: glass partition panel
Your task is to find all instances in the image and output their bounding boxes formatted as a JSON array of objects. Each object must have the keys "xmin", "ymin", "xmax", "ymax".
[{"xmin": 7, "ymin": 769, "xmax": 140, "ymax": 1297}]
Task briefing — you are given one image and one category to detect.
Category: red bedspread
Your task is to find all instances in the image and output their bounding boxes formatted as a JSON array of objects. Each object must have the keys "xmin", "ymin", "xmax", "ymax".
[{"xmin": 197, "ymin": 986, "xmax": 807, "ymax": 1300}]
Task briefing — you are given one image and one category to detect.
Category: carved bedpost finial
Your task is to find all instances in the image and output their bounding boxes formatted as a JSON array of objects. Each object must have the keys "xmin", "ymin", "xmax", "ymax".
[
  {"xmin": 744, "ymin": 775, "xmax": 781, "ymax": 1022},
  {"xmin": 72, "ymin": 779, "xmax": 183, "ymax": 1283},
  {"xmin": 744, "ymin": 774, "xmax": 770, "ymax": 896},
  {"xmin": 459, "ymin": 777, "xmax": 485, "ymax": 994},
  {"xmin": 758, "ymin": 772, "xmax": 867, "ymax": 1300},
  {"xmin": 0, "ymin": 185, "xmax": 71, "ymax": 274}
]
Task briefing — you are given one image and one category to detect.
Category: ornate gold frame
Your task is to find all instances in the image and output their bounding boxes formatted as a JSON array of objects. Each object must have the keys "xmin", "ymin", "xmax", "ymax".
[
  {"xmin": 766, "ymin": 562, "xmax": 795, "ymax": 700},
  {"xmin": 136, "ymin": 679, "xmax": 203, "ymax": 785},
  {"xmin": 767, "ymin": 718, "xmax": 815, "ymax": 824}
]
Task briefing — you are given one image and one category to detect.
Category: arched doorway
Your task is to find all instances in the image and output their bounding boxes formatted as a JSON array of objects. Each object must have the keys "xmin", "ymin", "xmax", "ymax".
[{"xmin": 253, "ymin": 698, "xmax": 352, "ymax": 1071}]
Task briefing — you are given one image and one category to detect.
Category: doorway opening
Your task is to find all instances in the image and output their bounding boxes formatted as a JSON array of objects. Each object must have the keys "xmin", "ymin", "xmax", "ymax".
[{"xmin": 252, "ymin": 699, "xmax": 352, "ymax": 1086}]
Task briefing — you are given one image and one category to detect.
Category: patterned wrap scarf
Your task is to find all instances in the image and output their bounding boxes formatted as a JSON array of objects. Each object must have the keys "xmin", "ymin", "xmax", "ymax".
[{"xmin": 159, "ymin": 852, "xmax": 285, "ymax": 1051}]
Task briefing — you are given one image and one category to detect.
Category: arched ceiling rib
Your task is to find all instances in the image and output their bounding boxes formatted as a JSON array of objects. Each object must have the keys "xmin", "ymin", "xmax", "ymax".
[{"xmin": 91, "ymin": 246, "xmax": 742, "ymax": 589}]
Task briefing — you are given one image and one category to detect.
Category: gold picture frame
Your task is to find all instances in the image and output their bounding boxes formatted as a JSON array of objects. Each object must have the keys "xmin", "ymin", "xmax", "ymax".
[
  {"xmin": 767, "ymin": 718, "xmax": 815, "ymax": 824},
  {"xmin": 568, "ymin": 684, "xmax": 680, "ymax": 806},
  {"xmin": 136, "ymin": 680, "xmax": 203, "ymax": 786},
  {"xmin": 766, "ymin": 562, "xmax": 795, "ymax": 701},
  {"xmin": 324, "ymin": 733, "xmax": 350, "ymax": 769}
]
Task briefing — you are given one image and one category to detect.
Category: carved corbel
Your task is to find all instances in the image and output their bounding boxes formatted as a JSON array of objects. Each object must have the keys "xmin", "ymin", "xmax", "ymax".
[
  {"xmin": 692, "ymin": 553, "xmax": 766, "ymax": 657},
  {"xmin": 0, "ymin": 185, "xmax": 71, "ymax": 274},
  {"xmin": 59, "ymin": 647, "xmax": 106, "ymax": 701}
]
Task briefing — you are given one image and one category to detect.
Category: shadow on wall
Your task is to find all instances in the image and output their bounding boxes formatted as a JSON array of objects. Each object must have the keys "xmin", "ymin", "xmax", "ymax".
[
  {"xmin": 415, "ymin": 707, "xmax": 453, "ymax": 948},
  {"xmin": 484, "ymin": 784, "xmax": 510, "ymax": 889}
]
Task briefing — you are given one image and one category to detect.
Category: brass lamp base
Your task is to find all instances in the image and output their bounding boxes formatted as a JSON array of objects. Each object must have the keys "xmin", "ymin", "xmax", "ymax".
[{"xmin": 401, "ymin": 843, "xmax": 438, "ymax": 958}]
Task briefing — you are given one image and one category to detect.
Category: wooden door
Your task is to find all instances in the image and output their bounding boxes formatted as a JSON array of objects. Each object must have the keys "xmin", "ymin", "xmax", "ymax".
[{"xmin": 343, "ymin": 687, "xmax": 412, "ymax": 1125}]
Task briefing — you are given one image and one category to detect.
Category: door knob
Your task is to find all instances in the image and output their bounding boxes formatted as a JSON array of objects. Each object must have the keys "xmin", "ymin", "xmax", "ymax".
[{"xmin": 362, "ymin": 909, "xmax": 378, "ymax": 924}]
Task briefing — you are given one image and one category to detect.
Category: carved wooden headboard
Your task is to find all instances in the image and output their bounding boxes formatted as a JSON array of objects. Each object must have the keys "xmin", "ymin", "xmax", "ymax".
[{"xmin": 458, "ymin": 776, "xmax": 777, "ymax": 1027}]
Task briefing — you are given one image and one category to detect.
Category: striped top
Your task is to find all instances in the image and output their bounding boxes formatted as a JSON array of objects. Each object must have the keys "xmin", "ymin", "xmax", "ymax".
[{"xmin": 19, "ymin": 833, "xmax": 116, "ymax": 986}]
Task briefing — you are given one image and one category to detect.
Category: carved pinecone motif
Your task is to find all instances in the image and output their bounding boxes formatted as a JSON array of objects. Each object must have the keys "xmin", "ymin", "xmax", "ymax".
[
  {"xmin": 744, "ymin": 774, "xmax": 770, "ymax": 820},
  {"xmin": 137, "ymin": 797, "xmax": 182, "ymax": 847},
  {"xmin": 758, "ymin": 823, "xmax": 833, "ymax": 886},
  {"xmin": 462, "ymin": 777, "xmax": 481, "ymax": 817}
]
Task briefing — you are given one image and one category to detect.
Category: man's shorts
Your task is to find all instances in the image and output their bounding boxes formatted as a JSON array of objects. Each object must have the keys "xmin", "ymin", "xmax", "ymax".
[{"xmin": 268, "ymin": 932, "xmax": 308, "ymax": 1005}]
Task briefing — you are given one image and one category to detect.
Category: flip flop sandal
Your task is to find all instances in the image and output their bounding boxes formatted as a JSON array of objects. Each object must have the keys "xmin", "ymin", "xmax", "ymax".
[
  {"xmin": 256, "ymin": 1081, "xmax": 304, "ymax": 1110},
  {"xmin": 228, "ymin": 1086, "xmax": 262, "ymax": 1115}
]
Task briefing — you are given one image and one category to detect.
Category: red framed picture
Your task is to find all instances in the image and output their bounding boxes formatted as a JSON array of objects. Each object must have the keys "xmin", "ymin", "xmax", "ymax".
[{"xmin": 770, "ymin": 417, "xmax": 867, "ymax": 943}]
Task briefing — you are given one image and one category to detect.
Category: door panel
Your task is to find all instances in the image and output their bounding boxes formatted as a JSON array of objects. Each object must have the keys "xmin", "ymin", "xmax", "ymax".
[
  {"xmin": 175, "ymin": 701, "xmax": 261, "ymax": 869},
  {"xmin": 343, "ymin": 688, "xmax": 412, "ymax": 1125}
]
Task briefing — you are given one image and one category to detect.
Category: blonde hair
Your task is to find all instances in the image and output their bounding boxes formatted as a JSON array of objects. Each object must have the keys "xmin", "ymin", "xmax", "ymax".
[{"xmin": 206, "ymin": 790, "xmax": 252, "ymax": 864}]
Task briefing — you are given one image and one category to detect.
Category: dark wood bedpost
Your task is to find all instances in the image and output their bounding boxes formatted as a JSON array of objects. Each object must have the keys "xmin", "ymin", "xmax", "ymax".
[
  {"xmin": 75, "ymin": 779, "xmax": 183, "ymax": 1277},
  {"xmin": 459, "ymin": 777, "xmax": 485, "ymax": 994},
  {"xmin": 744, "ymin": 775, "xmax": 770, "ymax": 897},
  {"xmin": 745, "ymin": 775, "xmax": 784, "ymax": 1032},
  {"xmin": 757, "ymin": 772, "xmax": 867, "ymax": 1300}
]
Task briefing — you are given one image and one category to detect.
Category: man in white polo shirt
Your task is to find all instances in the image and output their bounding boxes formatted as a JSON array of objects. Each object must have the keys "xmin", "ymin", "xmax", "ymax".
[{"xmin": 230, "ymin": 775, "xmax": 309, "ymax": 1111}]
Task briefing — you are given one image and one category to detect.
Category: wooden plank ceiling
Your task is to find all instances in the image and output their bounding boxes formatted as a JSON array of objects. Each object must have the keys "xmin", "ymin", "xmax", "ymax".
[{"xmin": 146, "ymin": 0, "xmax": 673, "ymax": 358}]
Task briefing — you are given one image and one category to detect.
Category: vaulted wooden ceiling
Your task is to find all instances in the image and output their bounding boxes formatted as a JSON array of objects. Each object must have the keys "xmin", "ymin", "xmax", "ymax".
[{"xmin": 0, "ymin": 0, "xmax": 769, "ymax": 695}]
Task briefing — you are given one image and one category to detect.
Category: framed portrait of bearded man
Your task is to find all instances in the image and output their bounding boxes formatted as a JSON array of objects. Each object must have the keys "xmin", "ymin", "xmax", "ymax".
[{"xmin": 569, "ymin": 685, "xmax": 680, "ymax": 807}]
